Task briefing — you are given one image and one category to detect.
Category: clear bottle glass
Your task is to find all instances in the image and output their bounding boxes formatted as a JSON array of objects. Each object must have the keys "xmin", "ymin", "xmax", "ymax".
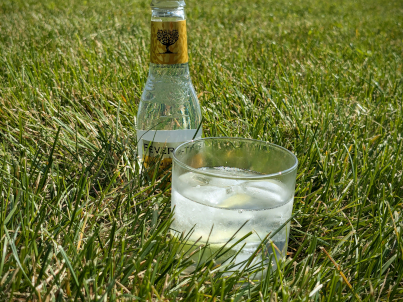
[{"xmin": 136, "ymin": 0, "xmax": 202, "ymax": 171}]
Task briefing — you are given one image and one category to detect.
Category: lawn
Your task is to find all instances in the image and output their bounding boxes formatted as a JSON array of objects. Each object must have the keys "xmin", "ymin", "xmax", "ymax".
[{"xmin": 0, "ymin": 0, "xmax": 402, "ymax": 300}]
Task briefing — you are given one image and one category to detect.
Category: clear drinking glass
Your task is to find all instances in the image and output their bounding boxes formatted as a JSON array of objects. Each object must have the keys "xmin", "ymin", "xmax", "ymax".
[{"xmin": 171, "ymin": 137, "xmax": 298, "ymax": 271}]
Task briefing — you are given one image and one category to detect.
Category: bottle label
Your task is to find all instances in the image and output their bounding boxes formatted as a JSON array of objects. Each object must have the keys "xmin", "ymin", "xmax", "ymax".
[
  {"xmin": 142, "ymin": 140, "xmax": 179, "ymax": 170},
  {"xmin": 137, "ymin": 129, "xmax": 202, "ymax": 169},
  {"xmin": 150, "ymin": 20, "xmax": 188, "ymax": 65}
]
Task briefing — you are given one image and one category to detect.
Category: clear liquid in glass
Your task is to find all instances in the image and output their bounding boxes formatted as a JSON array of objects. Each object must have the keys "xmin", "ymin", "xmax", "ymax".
[{"xmin": 171, "ymin": 167, "xmax": 293, "ymax": 271}]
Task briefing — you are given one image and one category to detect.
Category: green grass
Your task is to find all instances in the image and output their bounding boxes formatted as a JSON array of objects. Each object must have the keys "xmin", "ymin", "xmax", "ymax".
[{"xmin": 0, "ymin": 0, "xmax": 402, "ymax": 300}]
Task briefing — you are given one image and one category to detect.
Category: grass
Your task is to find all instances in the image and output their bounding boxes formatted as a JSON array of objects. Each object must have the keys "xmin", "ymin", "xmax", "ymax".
[{"xmin": 0, "ymin": 0, "xmax": 402, "ymax": 300}]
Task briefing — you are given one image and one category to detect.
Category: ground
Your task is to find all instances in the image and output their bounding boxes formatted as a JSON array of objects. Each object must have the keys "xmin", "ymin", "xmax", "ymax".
[{"xmin": 0, "ymin": 0, "xmax": 402, "ymax": 300}]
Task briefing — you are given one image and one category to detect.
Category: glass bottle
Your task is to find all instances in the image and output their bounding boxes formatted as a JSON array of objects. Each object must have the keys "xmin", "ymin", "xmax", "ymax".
[{"xmin": 136, "ymin": 0, "xmax": 202, "ymax": 171}]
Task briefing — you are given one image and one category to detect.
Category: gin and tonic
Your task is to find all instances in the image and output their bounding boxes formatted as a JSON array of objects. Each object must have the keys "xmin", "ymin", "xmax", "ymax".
[{"xmin": 171, "ymin": 138, "xmax": 298, "ymax": 270}]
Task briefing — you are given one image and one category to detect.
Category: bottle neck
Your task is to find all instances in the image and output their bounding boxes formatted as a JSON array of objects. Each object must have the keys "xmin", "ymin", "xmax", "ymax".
[
  {"xmin": 151, "ymin": 7, "xmax": 186, "ymax": 22},
  {"xmin": 149, "ymin": 6, "xmax": 188, "ymax": 66}
]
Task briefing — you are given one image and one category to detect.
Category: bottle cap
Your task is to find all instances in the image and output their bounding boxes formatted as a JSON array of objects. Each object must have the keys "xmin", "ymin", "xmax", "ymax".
[{"xmin": 151, "ymin": 0, "xmax": 185, "ymax": 8}]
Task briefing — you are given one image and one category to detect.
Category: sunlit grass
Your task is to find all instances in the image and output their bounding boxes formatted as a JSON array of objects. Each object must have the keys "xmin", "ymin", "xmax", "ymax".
[{"xmin": 0, "ymin": 0, "xmax": 402, "ymax": 300}]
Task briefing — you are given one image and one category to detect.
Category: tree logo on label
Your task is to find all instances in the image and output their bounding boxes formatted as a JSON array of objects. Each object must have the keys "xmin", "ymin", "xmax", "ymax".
[{"xmin": 157, "ymin": 29, "xmax": 179, "ymax": 54}]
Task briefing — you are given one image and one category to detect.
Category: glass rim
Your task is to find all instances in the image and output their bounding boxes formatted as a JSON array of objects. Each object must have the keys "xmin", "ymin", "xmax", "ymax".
[{"xmin": 172, "ymin": 137, "xmax": 298, "ymax": 180}]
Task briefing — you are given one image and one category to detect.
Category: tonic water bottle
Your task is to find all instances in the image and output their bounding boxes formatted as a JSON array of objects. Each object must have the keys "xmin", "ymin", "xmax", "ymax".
[{"xmin": 136, "ymin": 0, "xmax": 202, "ymax": 171}]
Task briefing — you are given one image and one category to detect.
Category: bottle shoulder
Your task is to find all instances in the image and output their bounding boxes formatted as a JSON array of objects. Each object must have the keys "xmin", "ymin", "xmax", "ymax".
[
  {"xmin": 147, "ymin": 63, "xmax": 191, "ymax": 79},
  {"xmin": 136, "ymin": 62, "xmax": 201, "ymax": 131},
  {"xmin": 136, "ymin": 90, "xmax": 201, "ymax": 130},
  {"xmin": 139, "ymin": 63, "xmax": 198, "ymax": 104}
]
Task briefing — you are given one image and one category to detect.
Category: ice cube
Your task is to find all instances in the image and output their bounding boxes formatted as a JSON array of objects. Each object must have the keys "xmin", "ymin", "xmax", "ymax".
[
  {"xmin": 242, "ymin": 180, "xmax": 288, "ymax": 207},
  {"xmin": 177, "ymin": 172, "xmax": 211, "ymax": 187},
  {"xmin": 182, "ymin": 185, "xmax": 230, "ymax": 206},
  {"xmin": 208, "ymin": 177, "xmax": 244, "ymax": 187},
  {"xmin": 194, "ymin": 167, "xmax": 247, "ymax": 187},
  {"xmin": 245, "ymin": 180, "xmax": 285, "ymax": 193}
]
